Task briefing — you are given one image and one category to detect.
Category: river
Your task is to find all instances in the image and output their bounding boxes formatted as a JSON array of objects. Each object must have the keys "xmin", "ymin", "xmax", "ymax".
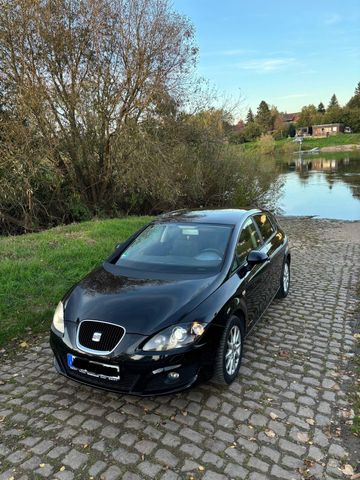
[{"xmin": 271, "ymin": 151, "xmax": 360, "ymax": 220}]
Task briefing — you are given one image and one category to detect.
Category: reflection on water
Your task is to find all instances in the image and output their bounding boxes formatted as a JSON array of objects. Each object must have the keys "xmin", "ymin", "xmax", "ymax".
[{"xmin": 273, "ymin": 151, "xmax": 360, "ymax": 220}]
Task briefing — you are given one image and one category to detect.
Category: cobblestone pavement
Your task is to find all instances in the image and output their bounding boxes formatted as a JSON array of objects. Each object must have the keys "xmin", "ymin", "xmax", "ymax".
[{"xmin": 0, "ymin": 218, "xmax": 359, "ymax": 480}]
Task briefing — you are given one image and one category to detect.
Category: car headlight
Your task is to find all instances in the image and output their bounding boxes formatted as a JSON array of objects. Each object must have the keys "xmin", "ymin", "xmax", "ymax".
[
  {"xmin": 52, "ymin": 301, "xmax": 64, "ymax": 334},
  {"xmin": 142, "ymin": 322, "xmax": 205, "ymax": 352}
]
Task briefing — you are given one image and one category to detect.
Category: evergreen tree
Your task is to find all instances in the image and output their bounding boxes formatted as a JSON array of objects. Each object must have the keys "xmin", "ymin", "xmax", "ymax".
[
  {"xmin": 354, "ymin": 82, "xmax": 360, "ymax": 96},
  {"xmin": 246, "ymin": 108, "xmax": 254, "ymax": 124},
  {"xmin": 347, "ymin": 82, "xmax": 360, "ymax": 109},
  {"xmin": 256, "ymin": 100, "xmax": 272, "ymax": 132},
  {"xmin": 317, "ymin": 102, "xmax": 325, "ymax": 113},
  {"xmin": 328, "ymin": 94, "xmax": 339, "ymax": 109}
]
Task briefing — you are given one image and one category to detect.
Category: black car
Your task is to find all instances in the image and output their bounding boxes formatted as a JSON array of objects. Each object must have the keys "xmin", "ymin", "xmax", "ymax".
[{"xmin": 50, "ymin": 209, "xmax": 290, "ymax": 395}]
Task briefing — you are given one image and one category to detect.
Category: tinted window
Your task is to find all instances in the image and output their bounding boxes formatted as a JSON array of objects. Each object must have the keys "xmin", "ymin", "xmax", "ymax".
[
  {"xmin": 115, "ymin": 223, "xmax": 233, "ymax": 274},
  {"xmin": 236, "ymin": 218, "xmax": 262, "ymax": 263},
  {"xmin": 253, "ymin": 213, "xmax": 275, "ymax": 242}
]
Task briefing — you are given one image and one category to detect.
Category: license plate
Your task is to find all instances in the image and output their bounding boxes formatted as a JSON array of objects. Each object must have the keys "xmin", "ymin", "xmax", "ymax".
[{"xmin": 67, "ymin": 353, "xmax": 120, "ymax": 381}]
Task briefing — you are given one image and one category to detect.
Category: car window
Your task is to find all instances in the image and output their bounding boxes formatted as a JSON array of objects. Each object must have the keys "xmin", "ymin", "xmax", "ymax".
[
  {"xmin": 236, "ymin": 218, "xmax": 262, "ymax": 263},
  {"xmin": 253, "ymin": 213, "xmax": 275, "ymax": 242},
  {"xmin": 115, "ymin": 222, "xmax": 233, "ymax": 274}
]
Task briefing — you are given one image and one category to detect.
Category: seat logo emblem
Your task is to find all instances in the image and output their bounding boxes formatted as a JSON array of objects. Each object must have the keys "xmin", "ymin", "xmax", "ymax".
[{"xmin": 92, "ymin": 332, "xmax": 102, "ymax": 342}]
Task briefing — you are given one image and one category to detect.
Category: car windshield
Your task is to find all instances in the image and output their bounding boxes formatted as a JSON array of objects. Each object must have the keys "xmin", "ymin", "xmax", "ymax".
[{"xmin": 115, "ymin": 223, "xmax": 233, "ymax": 274}]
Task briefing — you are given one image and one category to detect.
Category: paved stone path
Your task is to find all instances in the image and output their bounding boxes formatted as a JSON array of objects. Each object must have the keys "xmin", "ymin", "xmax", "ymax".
[{"xmin": 0, "ymin": 218, "xmax": 359, "ymax": 480}]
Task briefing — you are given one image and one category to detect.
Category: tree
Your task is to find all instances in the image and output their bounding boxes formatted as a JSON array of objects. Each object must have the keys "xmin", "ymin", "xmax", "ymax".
[
  {"xmin": 246, "ymin": 108, "xmax": 254, "ymax": 124},
  {"xmin": 328, "ymin": 94, "xmax": 340, "ymax": 109},
  {"xmin": 325, "ymin": 95, "xmax": 343, "ymax": 123},
  {"xmin": 0, "ymin": 0, "xmax": 197, "ymax": 230},
  {"xmin": 347, "ymin": 82, "xmax": 360, "ymax": 109},
  {"xmin": 297, "ymin": 105, "xmax": 318, "ymax": 127},
  {"xmin": 256, "ymin": 101, "xmax": 272, "ymax": 133},
  {"xmin": 317, "ymin": 102, "xmax": 325, "ymax": 113}
]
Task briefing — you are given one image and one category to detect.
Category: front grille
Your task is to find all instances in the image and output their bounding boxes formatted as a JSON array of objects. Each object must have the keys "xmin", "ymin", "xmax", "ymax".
[{"xmin": 77, "ymin": 320, "xmax": 125, "ymax": 353}]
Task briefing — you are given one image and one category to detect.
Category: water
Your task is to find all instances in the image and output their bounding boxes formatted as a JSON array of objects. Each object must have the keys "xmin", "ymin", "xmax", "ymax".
[{"xmin": 273, "ymin": 151, "xmax": 360, "ymax": 220}]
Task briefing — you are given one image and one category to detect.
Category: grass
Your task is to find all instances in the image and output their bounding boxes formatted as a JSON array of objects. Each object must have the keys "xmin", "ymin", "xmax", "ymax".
[{"xmin": 0, "ymin": 216, "xmax": 152, "ymax": 348}]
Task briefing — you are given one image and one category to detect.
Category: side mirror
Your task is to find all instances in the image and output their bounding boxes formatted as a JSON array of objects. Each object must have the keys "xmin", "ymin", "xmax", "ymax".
[{"xmin": 247, "ymin": 250, "xmax": 269, "ymax": 266}]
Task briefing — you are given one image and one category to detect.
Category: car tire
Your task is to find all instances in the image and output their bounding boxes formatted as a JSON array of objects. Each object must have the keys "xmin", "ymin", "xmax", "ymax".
[
  {"xmin": 212, "ymin": 315, "xmax": 245, "ymax": 385},
  {"xmin": 276, "ymin": 258, "xmax": 290, "ymax": 298}
]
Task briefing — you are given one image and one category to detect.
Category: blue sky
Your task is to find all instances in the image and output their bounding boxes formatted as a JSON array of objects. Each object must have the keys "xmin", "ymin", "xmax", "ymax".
[{"xmin": 173, "ymin": 0, "xmax": 360, "ymax": 120}]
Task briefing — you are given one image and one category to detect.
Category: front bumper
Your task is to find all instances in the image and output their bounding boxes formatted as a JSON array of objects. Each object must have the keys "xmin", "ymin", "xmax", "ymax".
[{"xmin": 50, "ymin": 330, "xmax": 212, "ymax": 396}]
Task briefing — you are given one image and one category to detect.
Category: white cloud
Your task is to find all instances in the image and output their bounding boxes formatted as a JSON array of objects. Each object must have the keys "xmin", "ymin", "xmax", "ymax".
[
  {"xmin": 324, "ymin": 14, "xmax": 342, "ymax": 25},
  {"xmin": 237, "ymin": 57, "xmax": 296, "ymax": 73},
  {"xmin": 201, "ymin": 48, "xmax": 256, "ymax": 58}
]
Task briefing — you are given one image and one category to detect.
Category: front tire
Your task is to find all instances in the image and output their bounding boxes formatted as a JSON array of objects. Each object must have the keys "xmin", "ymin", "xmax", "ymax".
[
  {"xmin": 213, "ymin": 315, "xmax": 244, "ymax": 385},
  {"xmin": 276, "ymin": 258, "xmax": 290, "ymax": 298}
]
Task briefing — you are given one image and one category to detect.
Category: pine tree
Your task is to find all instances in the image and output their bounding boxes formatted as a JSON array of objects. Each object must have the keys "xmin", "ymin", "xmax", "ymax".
[
  {"xmin": 317, "ymin": 102, "xmax": 325, "ymax": 113},
  {"xmin": 256, "ymin": 100, "xmax": 272, "ymax": 132},
  {"xmin": 246, "ymin": 108, "xmax": 254, "ymax": 124},
  {"xmin": 328, "ymin": 94, "xmax": 339, "ymax": 109},
  {"xmin": 354, "ymin": 82, "xmax": 360, "ymax": 96},
  {"xmin": 347, "ymin": 82, "xmax": 360, "ymax": 109}
]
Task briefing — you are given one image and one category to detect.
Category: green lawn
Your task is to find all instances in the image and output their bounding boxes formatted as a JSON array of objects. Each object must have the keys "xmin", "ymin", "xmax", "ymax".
[
  {"xmin": 300, "ymin": 133, "xmax": 360, "ymax": 149},
  {"xmin": 0, "ymin": 217, "xmax": 152, "ymax": 348},
  {"xmin": 241, "ymin": 133, "xmax": 360, "ymax": 153}
]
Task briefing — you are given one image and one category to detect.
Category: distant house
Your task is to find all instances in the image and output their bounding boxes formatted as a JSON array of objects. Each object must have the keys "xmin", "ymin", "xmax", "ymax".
[
  {"xmin": 312, "ymin": 123, "xmax": 344, "ymax": 137},
  {"xmin": 282, "ymin": 112, "xmax": 300, "ymax": 124},
  {"xmin": 234, "ymin": 120, "xmax": 245, "ymax": 131},
  {"xmin": 296, "ymin": 126, "xmax": 312, "ymax": 137}
]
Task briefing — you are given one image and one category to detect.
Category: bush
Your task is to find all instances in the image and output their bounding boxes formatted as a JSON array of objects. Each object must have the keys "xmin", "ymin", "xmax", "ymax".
[{"xmin": 256, "ymin": 134, "xmax": 275, "ymax": 155}]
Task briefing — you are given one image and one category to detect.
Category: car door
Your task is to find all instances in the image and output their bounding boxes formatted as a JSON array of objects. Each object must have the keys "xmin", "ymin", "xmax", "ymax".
[
  {"xmin": 253, "ymin": 212, "xmax": 284, "ymax": 300},
  {"xmin": 231, "ymin": 216, "xmax": 269, "ymax": 328}
]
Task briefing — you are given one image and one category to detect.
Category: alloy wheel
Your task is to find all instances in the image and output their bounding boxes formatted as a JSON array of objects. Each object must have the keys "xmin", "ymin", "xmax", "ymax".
[{"xmin": 225, "ymin": 325, "xmax": 242, "ymax": 375}]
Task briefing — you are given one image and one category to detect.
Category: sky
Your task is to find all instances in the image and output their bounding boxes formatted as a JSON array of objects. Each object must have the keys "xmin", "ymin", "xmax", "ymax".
[{"xmin": 173, "ymin": 0, "xmax": 360, "ymax": 120}]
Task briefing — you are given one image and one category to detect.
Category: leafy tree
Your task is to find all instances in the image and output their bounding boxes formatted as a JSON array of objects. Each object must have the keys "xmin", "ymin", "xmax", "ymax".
[
  {"xmin": 244, "ymin": 122, "xmax": 262, "ymax": 141},
  {"xmin": 297, "ymin": 105, "xmax": 318, "ymax": 127},
  {"xmin": 256, "ymin": 101, "xmax": 272, "ymax": 133},
  {"xmin": 317, "ymin": 102, "xmax": 325, "ymax": 113},
  {"xmin": 342, "ymin": 107, "xmax": 360, "ymax": 132},
  {"xmin": 0, "ymin": 0, "xmax": 197, "ymax": 231},
  {"xmin": 246, "ymin": 108, "xmax": 254, "ymax": 124}
]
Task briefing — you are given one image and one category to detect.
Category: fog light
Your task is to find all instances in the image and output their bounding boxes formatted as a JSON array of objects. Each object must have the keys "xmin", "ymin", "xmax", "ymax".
[{"xmin": 167, "ymin": 371, "xmax": 180, "ymax": 381}]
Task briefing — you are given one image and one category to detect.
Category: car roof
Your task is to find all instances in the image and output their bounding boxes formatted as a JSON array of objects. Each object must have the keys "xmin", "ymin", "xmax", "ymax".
[{"xmin": 154, "ymin": 208, "xmax": 261, "ymax": 226}]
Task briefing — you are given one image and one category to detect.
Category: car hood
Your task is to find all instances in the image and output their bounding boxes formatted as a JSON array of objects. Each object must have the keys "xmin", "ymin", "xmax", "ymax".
[{"xmin": 64, "ymin": 264, "xmax": 221, "ymax": 335}]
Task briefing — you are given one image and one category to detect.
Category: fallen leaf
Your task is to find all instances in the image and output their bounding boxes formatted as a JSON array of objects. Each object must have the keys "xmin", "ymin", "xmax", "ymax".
[
  {"xmin": 306, "ymin": 418, "xmax": 315, "ymax": 425},
  {"xmin": 83, "ymin": 444, "xmax": 88, "ymax": 449},
  {"xmin": 229, "ymin": 445, "xmax": 236, "ymax": 449},
  {"xmin": 59, "ymin": 466, "xmax": 65, "ymax": 472},
  {"xmin": 270, "ymin": 412, "xmax": 278, "ymax": 420},
  {"xmin": 198, "ymin": 466, "xmax": 205, "ymax": 471},
  {"xmin": 340, "ymin": 464, "xmax": 354, "ymax": 476},
  {"xmin": 181, "ymin": 411, "xmax": 188, "ymax": 416},
  {"xmin": 0, "ymin": 416, "xmax": 5, "ymax": 422},
  {"xmin": 265, "ymin": 429, "xmax": 276, "ymax": 438},
  {"xmin": 353, "ymin": 333, "xmax": 360, "ymax": 340},
  {"xmin": 0, "ymin": 380, "xmax": 5, "ymax": 385},
  {"xmin": 19, "ymin": 341, "xmax": 28, "ymax": 348},
  {"xmin": 278, "ymin": 350, "xmax": 290, "ymax": 358},
  {"xmin": 39, "ymin": 463, "xmax": 45, "ymax": 468}
]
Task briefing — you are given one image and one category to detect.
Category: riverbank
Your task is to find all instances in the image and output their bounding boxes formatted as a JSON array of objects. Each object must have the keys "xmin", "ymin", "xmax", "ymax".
[
  {"xmin": 320, "ymin": 143, "xmax": 360, "ymax": 152},
  {"xmin": 241, "ymin": 133, "xmax": 360, "ymax": 154}
]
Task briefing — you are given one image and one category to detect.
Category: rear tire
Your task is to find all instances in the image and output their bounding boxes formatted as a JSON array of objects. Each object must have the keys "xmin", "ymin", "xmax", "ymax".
[
  {"xmin": 276, "ymin": 258, "xmax": 290, "ymax": 298},
  {"xmin": 212, "ymin": 315, "xmax": 244, "ymax": 385}
]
